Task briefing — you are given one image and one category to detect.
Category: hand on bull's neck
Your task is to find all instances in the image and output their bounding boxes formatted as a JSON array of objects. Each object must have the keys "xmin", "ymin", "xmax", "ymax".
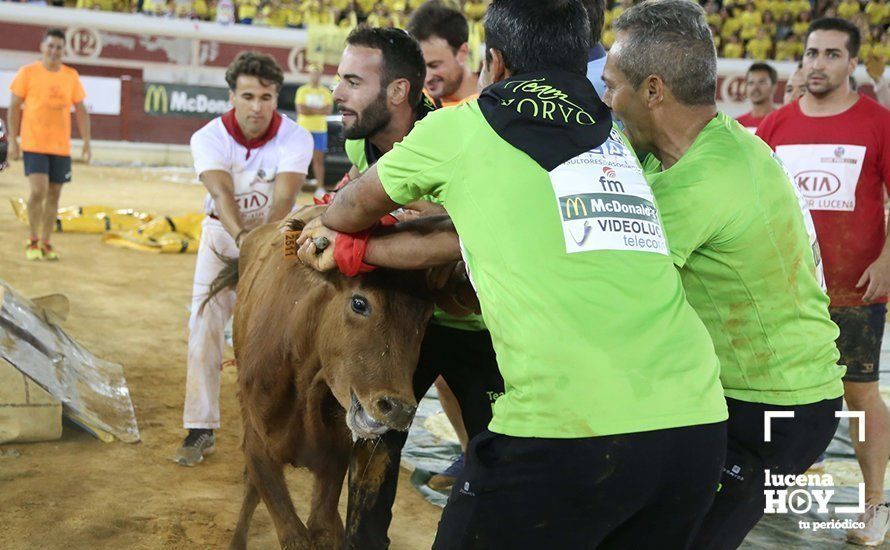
[{"xmin": 322, "ymin": 164, "xmax": 400, "ymax": 234}]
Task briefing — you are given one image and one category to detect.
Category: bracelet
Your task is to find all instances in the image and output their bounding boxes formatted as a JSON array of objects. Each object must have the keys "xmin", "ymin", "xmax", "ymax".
[{"xmin": 235, "ymin": 229, "xmax": 249, "ymax": 246}]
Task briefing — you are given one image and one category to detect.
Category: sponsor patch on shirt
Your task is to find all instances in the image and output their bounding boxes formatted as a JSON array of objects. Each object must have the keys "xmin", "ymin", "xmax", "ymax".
[
  {"xmin": 550, "ymin": 130, "xmax": 668, "ymax": 255},
  {"xmin": 775, "ymin": 144, "xmax": 866, "ymax": 212}
]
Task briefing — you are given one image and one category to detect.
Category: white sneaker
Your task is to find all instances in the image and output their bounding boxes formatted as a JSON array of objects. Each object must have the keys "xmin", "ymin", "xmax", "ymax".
[{"xmin": 848, "ymin": 503, "xmax": 890, "ymax": 546}]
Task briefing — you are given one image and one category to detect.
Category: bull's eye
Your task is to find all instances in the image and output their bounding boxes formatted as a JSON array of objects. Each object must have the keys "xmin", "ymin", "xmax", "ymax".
[{"xmin": 351, "ymin": 295, "xmax": 371, "ymax": 316}]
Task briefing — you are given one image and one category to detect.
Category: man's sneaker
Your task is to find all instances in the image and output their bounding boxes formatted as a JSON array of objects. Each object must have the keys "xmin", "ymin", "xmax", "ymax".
[
  {"xmin": 25, "ymin": 240, "xmax": 42, "ymax": 261},
  {"xmin": 41, "ymin": 242, "xmax": 59, "ymax": 261},
  {"xmin": 848, "ymin": 503, "xmax": 890, "ymax": 546},
  {"xmin": 175, "ymin": 429, "xmax": 215, "ymax": 467},
  {"xmin": 427, "ymin": 453, "xmax": 465, "ymax": 492}
]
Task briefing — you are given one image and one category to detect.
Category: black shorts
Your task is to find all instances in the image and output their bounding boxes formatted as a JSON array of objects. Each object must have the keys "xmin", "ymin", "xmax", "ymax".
[
  {"xmin": 434, "ymin": 423, "xmax": 728, "ymax": 550},
  {"xmin": 691, "ymin": 396, "xmax": 842, "ymax": 550},
  {"xmin": 830, "ymin": 303, "xmax": 886, "ymax": 383},
  {"xmin": 23, "ymin": 152, "xmax": 72, "ymax": 184}
]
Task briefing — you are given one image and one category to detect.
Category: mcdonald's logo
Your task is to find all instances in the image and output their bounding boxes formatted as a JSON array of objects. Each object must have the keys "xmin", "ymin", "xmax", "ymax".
[
  {"xmin": 564, "ymin": 196, "xmax": 588, "ymax": 219},
  {"xmin": 144, "ymin": 84, "xmax": 169, "ymax": 114}
]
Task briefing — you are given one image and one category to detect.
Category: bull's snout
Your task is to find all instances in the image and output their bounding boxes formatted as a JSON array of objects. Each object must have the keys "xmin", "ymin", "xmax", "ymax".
[{"xmin": 374, "ymin": 396, "xmax": 417, "ymax": 430}]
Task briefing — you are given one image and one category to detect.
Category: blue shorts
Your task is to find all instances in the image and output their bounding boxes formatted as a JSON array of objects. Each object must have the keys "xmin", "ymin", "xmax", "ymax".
[
  {"xmin": 23, "ymin": 152, "xmax": 72, "ymax": 184},
  {"xmin": 311, "ymin": 132, "xmax": 328, "ymax": 153}
]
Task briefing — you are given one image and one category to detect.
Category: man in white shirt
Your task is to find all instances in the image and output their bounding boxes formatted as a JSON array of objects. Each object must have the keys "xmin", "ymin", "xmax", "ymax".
[{"xmin": 176, "ymin": 51, "xmax": 313, "ymax": 466}]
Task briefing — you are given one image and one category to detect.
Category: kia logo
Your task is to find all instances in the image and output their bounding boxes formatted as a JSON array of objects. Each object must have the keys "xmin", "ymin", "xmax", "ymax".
[
  {"xmin": 236, "ymin": 191, "xmax": 269, "ymax": 212},
  {"xmin": 796, "ymin": 170, "xmax": 841, "ymax": 198}
]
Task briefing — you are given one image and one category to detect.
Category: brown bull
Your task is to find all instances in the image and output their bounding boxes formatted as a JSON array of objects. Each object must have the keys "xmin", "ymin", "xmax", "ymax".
[{"xmin": 209, "ymin": 206, "xmax": 433, "ymax": 549}]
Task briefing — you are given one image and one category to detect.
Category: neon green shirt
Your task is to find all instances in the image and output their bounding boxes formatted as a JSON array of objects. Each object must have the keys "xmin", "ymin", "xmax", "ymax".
[
  {"xmin": 345, "ymin": 137, "xmax": 486, "ymax": 331},
  {"xmin": 376, "ymin": 102, "xmax": 727, "ymax": 438},
  {"xmin": 643, "ymin": 113, "xmax": 844, "ymax": 406}
]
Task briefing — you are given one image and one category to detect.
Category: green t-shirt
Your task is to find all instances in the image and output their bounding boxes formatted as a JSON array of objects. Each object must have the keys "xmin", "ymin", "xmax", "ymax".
[
  {"xmin": 643, "ymin": 113, "xmax": 844, "ymax": 406},
  {"xmin": 376, "ymin": 101, "xmax": 728, "ymax": 438},
  {"xmin": 345, "ymin": 137, "xmax": 486, "ymax": 332}
]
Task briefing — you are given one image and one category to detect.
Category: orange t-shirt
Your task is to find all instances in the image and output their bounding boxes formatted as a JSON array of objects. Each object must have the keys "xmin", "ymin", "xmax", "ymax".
[
  {"xmin": 424, "ymin": 90, "xmax": 480, "ymax": 108},
  {"xmin": 10, "ymin": 62, "xmax": 87, "ymax": 157},
  {"xmin": 439, "ymin": 93, "xmax": 479, "ymax": 108}
]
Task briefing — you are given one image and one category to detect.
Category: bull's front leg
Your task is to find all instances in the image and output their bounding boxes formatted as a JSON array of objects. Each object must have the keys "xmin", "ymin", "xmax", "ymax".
[
  {"xmin": 306, "ymin": 454, "xmax": 349, "ymax": 550},
  {"xmin": 246, "ymin": 449, "xmax": 310, "ymax": 549},
  {"xmin": 344, "ymin": 430, "xmax": 409, "ymax": 550}
]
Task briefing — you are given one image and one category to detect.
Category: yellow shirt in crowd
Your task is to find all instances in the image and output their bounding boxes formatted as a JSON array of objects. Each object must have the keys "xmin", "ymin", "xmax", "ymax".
[
  {"xmin": 739, "ymin": 9, "xmax": 762, "ymax": 29},
  {"xmin": 865, "ymin": 2, "xmax": 889, "ymax": 26},
  {"xmin": 774, "ymin": 39, "xmax": 804, "ymax": 61},
  {"xmin": 786, "ymin": 0, "xmax": 812, "ymax": 17},
  {"xmin": 837, "ymin": 0, "xmax": 861, "ymax": 20},
  {"xmin": 237, "ymin": 0, "xmax": 259, "ymax": 20},
  {"xmin": 721, "ymin": 17, "xmax": 743, "ymax": 39},
  {"xmin": 792, "ymin": 21, "xmax": 810, "ymax": 37},
  {"xmin": 464, "ymin": 0, "xmax": 486, "ymax": 21},
  {"xmin": 76, "ymin": 0, "xmax": 120, "ymax": 10},
  {"xmin": 746, "ymin": 37, "xmax": 773, "ymax": 60},
  {"xmin": 723, "ymin": 42, "xmax": 744, "ymax": 59},
  {"xmin": 295, "ymin": 84, "xmax": 332, "ymax": 134}
]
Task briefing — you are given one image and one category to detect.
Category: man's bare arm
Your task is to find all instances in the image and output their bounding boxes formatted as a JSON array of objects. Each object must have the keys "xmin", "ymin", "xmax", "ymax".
[
  {"xmin": 267, "ymin": 172, "xmax": 304, "ymax": 223},
  {"xmin": 322, "ymin": 164, "xmax": 400, "ymax": 233},
  {"xmin": 365, "ymin": 215, "xmax": 460, "ymax": 269},
  {"xmin": 296, "ymin": 214, "xmax": 460, "ymax": 271},
  {"xmin": 7, "ymin": 94, "xmax": 23, "ymax": 160},
  {"xmin": 858, "ymin": 218, "xmax": 890, "ymax": 302},
  {"xmin": 74, "ymin": 101, "xmax": 91, "ymax": 163},
  {"xmin": 200, "ymin": 170, "xmax": 248, "ymax": 244}
]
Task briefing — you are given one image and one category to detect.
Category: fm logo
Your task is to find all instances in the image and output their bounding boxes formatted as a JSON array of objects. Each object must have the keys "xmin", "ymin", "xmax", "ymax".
[{"xmin": 599, "ymin": 166, "xmax": 624, "ymax": 193}]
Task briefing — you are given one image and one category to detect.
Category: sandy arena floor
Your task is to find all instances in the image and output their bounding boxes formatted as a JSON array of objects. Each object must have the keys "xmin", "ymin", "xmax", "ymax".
[{"xmin": 0, "ymin": 161, "xmax": 440, "ymax": 549}]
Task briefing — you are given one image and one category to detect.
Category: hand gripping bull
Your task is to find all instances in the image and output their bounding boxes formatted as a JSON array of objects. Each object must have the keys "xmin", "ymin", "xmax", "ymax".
[{"xmin": 206, "ymin": 205, "xmax": 434, "ymax": 549}]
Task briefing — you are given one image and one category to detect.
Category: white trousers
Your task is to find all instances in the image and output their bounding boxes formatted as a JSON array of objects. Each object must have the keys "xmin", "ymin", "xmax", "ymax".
[{"xmin": 183, "ymin": 218, "xmax": 238, "ymax": 429}]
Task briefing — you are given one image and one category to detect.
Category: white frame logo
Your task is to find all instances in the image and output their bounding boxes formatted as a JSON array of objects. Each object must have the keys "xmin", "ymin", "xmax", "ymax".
[{"xmin": 762, "ymin": 411, "xmax": 866, "ymax": 531}]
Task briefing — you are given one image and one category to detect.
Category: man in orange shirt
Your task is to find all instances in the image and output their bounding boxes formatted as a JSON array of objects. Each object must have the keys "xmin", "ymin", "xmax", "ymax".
[
  {"xmin": 407, "ymin": 1, "xmax": 479, "ymax": 107},
  {"xmin": 7, "ymin": 28, "xmax": 92, "ymax": 261}
]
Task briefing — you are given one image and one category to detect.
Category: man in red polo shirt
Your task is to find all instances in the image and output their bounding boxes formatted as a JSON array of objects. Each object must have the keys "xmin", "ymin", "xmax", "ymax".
[
  {"xmin": 736, "ymin": 62, "xmax": 778, "ymax": 131},
  {"xmin": 759, "ymin": 18, "xmax": 890, "ymax": 546}
]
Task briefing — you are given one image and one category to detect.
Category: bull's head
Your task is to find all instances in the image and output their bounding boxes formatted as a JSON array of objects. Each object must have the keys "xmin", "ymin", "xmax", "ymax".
[
  {"xmin": 286, "ymin": 206, "xmax": 434, "ymax": 440},
  {"xmin": 313, "ymin": 269, "xmax": 433, "ymax": 440}
]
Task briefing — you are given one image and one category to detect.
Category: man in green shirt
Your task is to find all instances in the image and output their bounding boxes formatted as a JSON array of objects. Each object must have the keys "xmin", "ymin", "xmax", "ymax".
[
  {"xmin": 300, "ymin": 27, "xmax": 503, "ymax": 549},
  {"xmin": 300, "ymin": 1, "xmax": 728, "ymax": 547},
  {"xmin": 602, "ymin": 1, "xmax": 844, "ymax": 548}
]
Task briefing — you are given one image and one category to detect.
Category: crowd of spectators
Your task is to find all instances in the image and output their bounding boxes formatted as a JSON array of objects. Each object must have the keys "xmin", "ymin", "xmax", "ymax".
[
  {"xmin": 3, "ymin": 0, "xmax": 888, "ymax": 64},
  {"xmin": 593, "ymin": 0, "xmax": 890, "ymax": 63},
  {"xmin": 10, "ymin": 0, "xmax": 489, "ymax": 30}
]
